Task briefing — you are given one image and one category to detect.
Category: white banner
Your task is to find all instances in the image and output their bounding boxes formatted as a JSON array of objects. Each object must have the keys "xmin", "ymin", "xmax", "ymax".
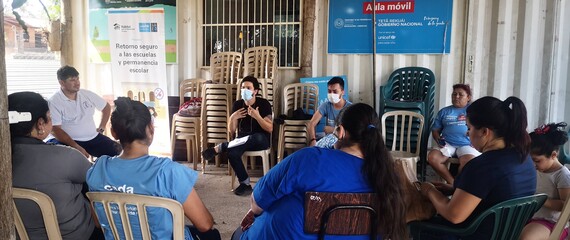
[{"xmin": 108, "ymin": 8, "xmax": 170, "ymax": 155}]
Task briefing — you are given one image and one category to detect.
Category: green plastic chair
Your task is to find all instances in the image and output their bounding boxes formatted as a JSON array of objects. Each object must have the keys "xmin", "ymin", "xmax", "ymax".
[
  {"xmin": 408, "ymin": 193, "xmax": 547, "ymax": 240},
  {"xmin": 379, "ymin": 67, "xmax": 436, "ymax": 181}
]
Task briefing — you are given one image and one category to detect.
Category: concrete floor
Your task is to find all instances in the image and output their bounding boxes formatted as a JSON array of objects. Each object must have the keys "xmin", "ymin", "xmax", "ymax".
[{"xmin": 183, "ymin": 162, "xmax": 264, "ymax": 240}]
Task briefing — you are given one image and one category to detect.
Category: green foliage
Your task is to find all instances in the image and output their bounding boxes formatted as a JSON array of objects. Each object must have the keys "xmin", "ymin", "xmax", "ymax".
[{"xmin": 11, "ymin": 0, "xmax": 61, "ymax": 37}]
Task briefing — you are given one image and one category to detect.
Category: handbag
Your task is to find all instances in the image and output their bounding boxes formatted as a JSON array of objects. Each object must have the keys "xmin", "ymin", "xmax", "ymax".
[
  {"xmin": 394, "ymin": 159, "xmax": 437, "ymax": 222},
  {"xmin": 178, "ymin": 97, "xmax": 202, "ymax": 117}
]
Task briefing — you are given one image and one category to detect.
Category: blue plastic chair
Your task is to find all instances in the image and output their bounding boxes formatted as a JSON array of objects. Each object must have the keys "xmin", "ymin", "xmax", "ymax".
[
  {"xmin": 379, "ymin": 67, "xmax": 436, "ymax": 181},
  {"xmin": 409, "ymin": 194, "xmax": 547, "ymax": 240}
]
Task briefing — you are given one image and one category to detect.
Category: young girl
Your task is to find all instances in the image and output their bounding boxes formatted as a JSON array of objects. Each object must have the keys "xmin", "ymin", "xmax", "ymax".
[{"xmin": 521, "ymin": 122, "xmax": 570, "ymax": 240}]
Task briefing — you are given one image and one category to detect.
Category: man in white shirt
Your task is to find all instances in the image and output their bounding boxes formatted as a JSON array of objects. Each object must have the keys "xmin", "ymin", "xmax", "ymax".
[{"xmin": 48, "ymin": 65, "xmax": 121, "ymax": 158}]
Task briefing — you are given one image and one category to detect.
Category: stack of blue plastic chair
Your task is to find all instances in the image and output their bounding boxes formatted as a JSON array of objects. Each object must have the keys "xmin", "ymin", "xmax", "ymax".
[{"xmin": 379, "ymin": 67, "xmax": 436, "ymax": 181}]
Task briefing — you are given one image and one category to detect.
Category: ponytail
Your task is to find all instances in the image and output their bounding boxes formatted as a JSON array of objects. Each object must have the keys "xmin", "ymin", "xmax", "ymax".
[
  {"xmin": 361, "ymin": 126, "xmax": 407, "ymax": 240},
  {"xmin": 502, "ymin": 97, "xmax": 531, "ymax": 161},
  {"xmin": 467, "ymin": 96, "xmax": 531, "ymax": 162},
  {"xmin": 336, "ymin": 103, "xmax": 407, "ymax": 239}
]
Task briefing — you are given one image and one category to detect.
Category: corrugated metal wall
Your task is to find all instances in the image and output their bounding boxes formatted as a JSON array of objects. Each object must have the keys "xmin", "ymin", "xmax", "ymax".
[
  {"xmin": 312, "ymin": 0, "xmax": 570, "ymax": 129},
  {"xmin": 76, "ymin": 0, "xmax": 569, "ymax": 129}
]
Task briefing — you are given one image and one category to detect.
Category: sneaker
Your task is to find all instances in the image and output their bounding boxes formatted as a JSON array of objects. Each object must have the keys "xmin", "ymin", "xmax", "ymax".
[
  {"xmin": 233, "ymin": 183, "xmax": 253, "ymax": 196},
  {"xmin": 201, "ymin": 148, "xmax": 217, "ymax": 160}
]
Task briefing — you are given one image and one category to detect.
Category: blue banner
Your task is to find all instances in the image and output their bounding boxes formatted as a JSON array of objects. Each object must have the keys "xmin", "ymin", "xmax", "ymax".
[{"xmin": 328, "ymin": 0, "xmax": 453, "ymax": 54}]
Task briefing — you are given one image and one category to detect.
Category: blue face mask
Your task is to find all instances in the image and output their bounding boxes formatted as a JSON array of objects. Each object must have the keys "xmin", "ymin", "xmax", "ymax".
[{"xmin": 241, "ymin": 88, "xmax": 254, "ymax": 101}]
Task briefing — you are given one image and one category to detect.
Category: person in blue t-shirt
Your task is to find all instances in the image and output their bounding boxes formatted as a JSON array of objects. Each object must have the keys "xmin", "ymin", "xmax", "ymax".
[
  {"xmin": 231, "ymin": 103, "xmax": 408, "ymax": 240},
  {"xmin": 417, "ymin": 96, "xmax": 537, "ymax": 240},
  {"xmin": 86, "ymin": 97, "xmax": 220, "ymax": 240},
  {"xmin": 307, "ymin": 76, "xmax": 352, "ymax": 149},
  {"xmin": 428, "ymin": 84, "xmax": 480, "ymax": 184}
]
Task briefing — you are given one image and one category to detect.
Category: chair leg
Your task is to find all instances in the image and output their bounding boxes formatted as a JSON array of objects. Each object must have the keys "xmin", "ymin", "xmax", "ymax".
[
  {"xmin": 202, "ymin": 142, "xmax": 209, "ymax": 174},
  {"xmin": 262, "ymin": 153, "xmax": 269, "ymax": 175},
  {"xmin": 185, "ymin": 139, "xmax": 195, "ymax": 170},
  {"xmin": 192, "ymin": 137, "xmax": 199, "ymax": 171},
  {"xmin": 170, "ymin": 118, "xmax": 177, "ymax": 154},
  {"xmin": 230, "ymin": 165, "xmax": 235, "ymax": 189},
  {"xmin": 250, "ymin": 157, "xmax": 256, "ymax": 170},
  {"xmin": 191, "ymin": 138, "xmax": 198, "ymax": 171}
]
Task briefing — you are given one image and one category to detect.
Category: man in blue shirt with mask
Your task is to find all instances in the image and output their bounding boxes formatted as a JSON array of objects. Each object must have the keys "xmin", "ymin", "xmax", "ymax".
[
  {"xmin": 307, "ymin": 77, "xmax": 352, "ymax": 148},
  {"xmin": 202, "ymin": 76, "xmax": 273, "ymax": 196}
]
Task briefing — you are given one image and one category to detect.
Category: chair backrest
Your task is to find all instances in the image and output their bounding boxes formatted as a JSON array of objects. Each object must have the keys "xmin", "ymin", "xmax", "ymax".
[
  {"xmin": 548, "ymin": 193, "xmax": 570, "ymax": 240},
  {"xmin": 13, "ymin": 188, "xmax": 62, "ymax": 240},
  {"xmin": 559, "ymin": 127, "xmax": 570, "ymax": 165},
  {"xmin": 236, "ymin": 78, "xmax": 275, "ymax": 108},
  {"xmin": 201, "ymin": 84, "xmax": 235, "ymax": 147},
  {"xmin": 550, "ymin": 191, "xmax": 570, "ymax": 240},
  {"xmin": 86, "ymin": 192, "xmax": 185, "ymax": 240},
  {"xmin": 381, "ymin": 110, "xmax": 424, "ymax": 155},
  {"xmin": 179, "ymin": 78, "xmax": 207, "ymax": 106},
  {"xmin": 210, "ymin": 52, "xmax": 242, "ymax": 84},
  {"xmin": 282, "ymin": 83, "xmax": 319, "ymax": 116},
  {"xmin": 304, "ymin": 192, "xmax": 377, "ymax": 240},
  {"xmin": 461, "ymin": 194, "xmax": 547, "ymax": 240},
  {"xmin": 243, "ymin": 46, "xmax": 278, "ymax": 79},
  {"xmin": 382, "ymin": 67, "xmax": 436, "ymax": 102}
]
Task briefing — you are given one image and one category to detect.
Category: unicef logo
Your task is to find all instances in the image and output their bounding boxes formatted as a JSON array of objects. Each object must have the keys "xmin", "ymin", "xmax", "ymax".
[{"xmin": 334, "ymin": 18, "xmax": 344, "ymax": 29}]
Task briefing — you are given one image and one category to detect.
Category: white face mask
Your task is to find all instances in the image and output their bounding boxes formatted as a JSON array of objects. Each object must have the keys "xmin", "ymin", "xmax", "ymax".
[
  {"xmin": 327, "ymin": 93, "xmax": 341, "ymax": 104},
  {"xmin": 241, "ymin": 88, "xmax": 254, "ymax": 101}
]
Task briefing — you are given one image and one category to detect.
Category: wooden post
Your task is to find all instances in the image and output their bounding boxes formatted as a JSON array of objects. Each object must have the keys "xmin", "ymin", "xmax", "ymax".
[
  {"xmin": 60, "ymin": 0, "xmax": 73, "ymax": 66},
  {"xmin": 300, "ymin": 0, "xmax": 316, "ymax": 78},
  {"xmin": 0, "ymin": 4, "xmax": 15, "ymax": 239}
]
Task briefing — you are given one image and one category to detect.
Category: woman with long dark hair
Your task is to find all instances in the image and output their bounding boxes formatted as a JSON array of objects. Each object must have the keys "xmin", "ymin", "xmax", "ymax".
[
  {"xmin": 233, "ymin": 103, "xmax": 407, "ymax": 239},
  {"xmin": 418, "ymin": 96, "xmax": 537, "ymax": 239}
]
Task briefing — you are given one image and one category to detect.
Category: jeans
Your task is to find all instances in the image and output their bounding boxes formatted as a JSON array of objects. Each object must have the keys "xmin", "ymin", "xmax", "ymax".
[
  {"xmin": 48, "ymin": 133, "xmax": 122, "ymax": 157},
  {"xmin": 225, "ymin": 133, "xmax": 269, "ymax": 182}
]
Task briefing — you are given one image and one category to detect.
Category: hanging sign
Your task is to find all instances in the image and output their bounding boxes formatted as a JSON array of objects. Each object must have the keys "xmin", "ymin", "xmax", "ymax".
[{"xmin": 328, "ymin": 0, "xmax": 453, "ymax": 54}]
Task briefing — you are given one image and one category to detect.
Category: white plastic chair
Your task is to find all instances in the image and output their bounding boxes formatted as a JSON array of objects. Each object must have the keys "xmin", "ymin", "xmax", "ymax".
[
  {"xmin": 381, "ymin": 110, "xmax": 425, "ymax": 179},
  {"xmin": 86, "ymin": 192, "xmax": 185, "ymax": 240},
  {"xmin": 13, "ymin": 188, "xmax": 62, "ymax": 240}
]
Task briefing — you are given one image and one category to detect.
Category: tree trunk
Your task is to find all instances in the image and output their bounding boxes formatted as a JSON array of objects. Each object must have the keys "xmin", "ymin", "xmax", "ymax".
[
  {"xmin": 0, "ymin": 4, "xmax": 15, "ymax": 239},
  {"xmin": 60, "ymin": 0, "xmax": 73, "ymax": 66},
  {"xmin": 300, "ymin": 0, "xmax": 316, "ymax": 78}
]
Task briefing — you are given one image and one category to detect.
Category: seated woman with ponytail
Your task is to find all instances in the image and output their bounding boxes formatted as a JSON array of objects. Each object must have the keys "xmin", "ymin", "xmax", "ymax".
[
  {"xmin": 417, "ymin": 96, "xmax": 537, "ymax": 239},
  {"xmin": 232, "ymin": 103, "xmax": 408, "ymax": 240},
  {"xmin": 87, "ymin": 97, "xmax": 220, "ymax": 240}
]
